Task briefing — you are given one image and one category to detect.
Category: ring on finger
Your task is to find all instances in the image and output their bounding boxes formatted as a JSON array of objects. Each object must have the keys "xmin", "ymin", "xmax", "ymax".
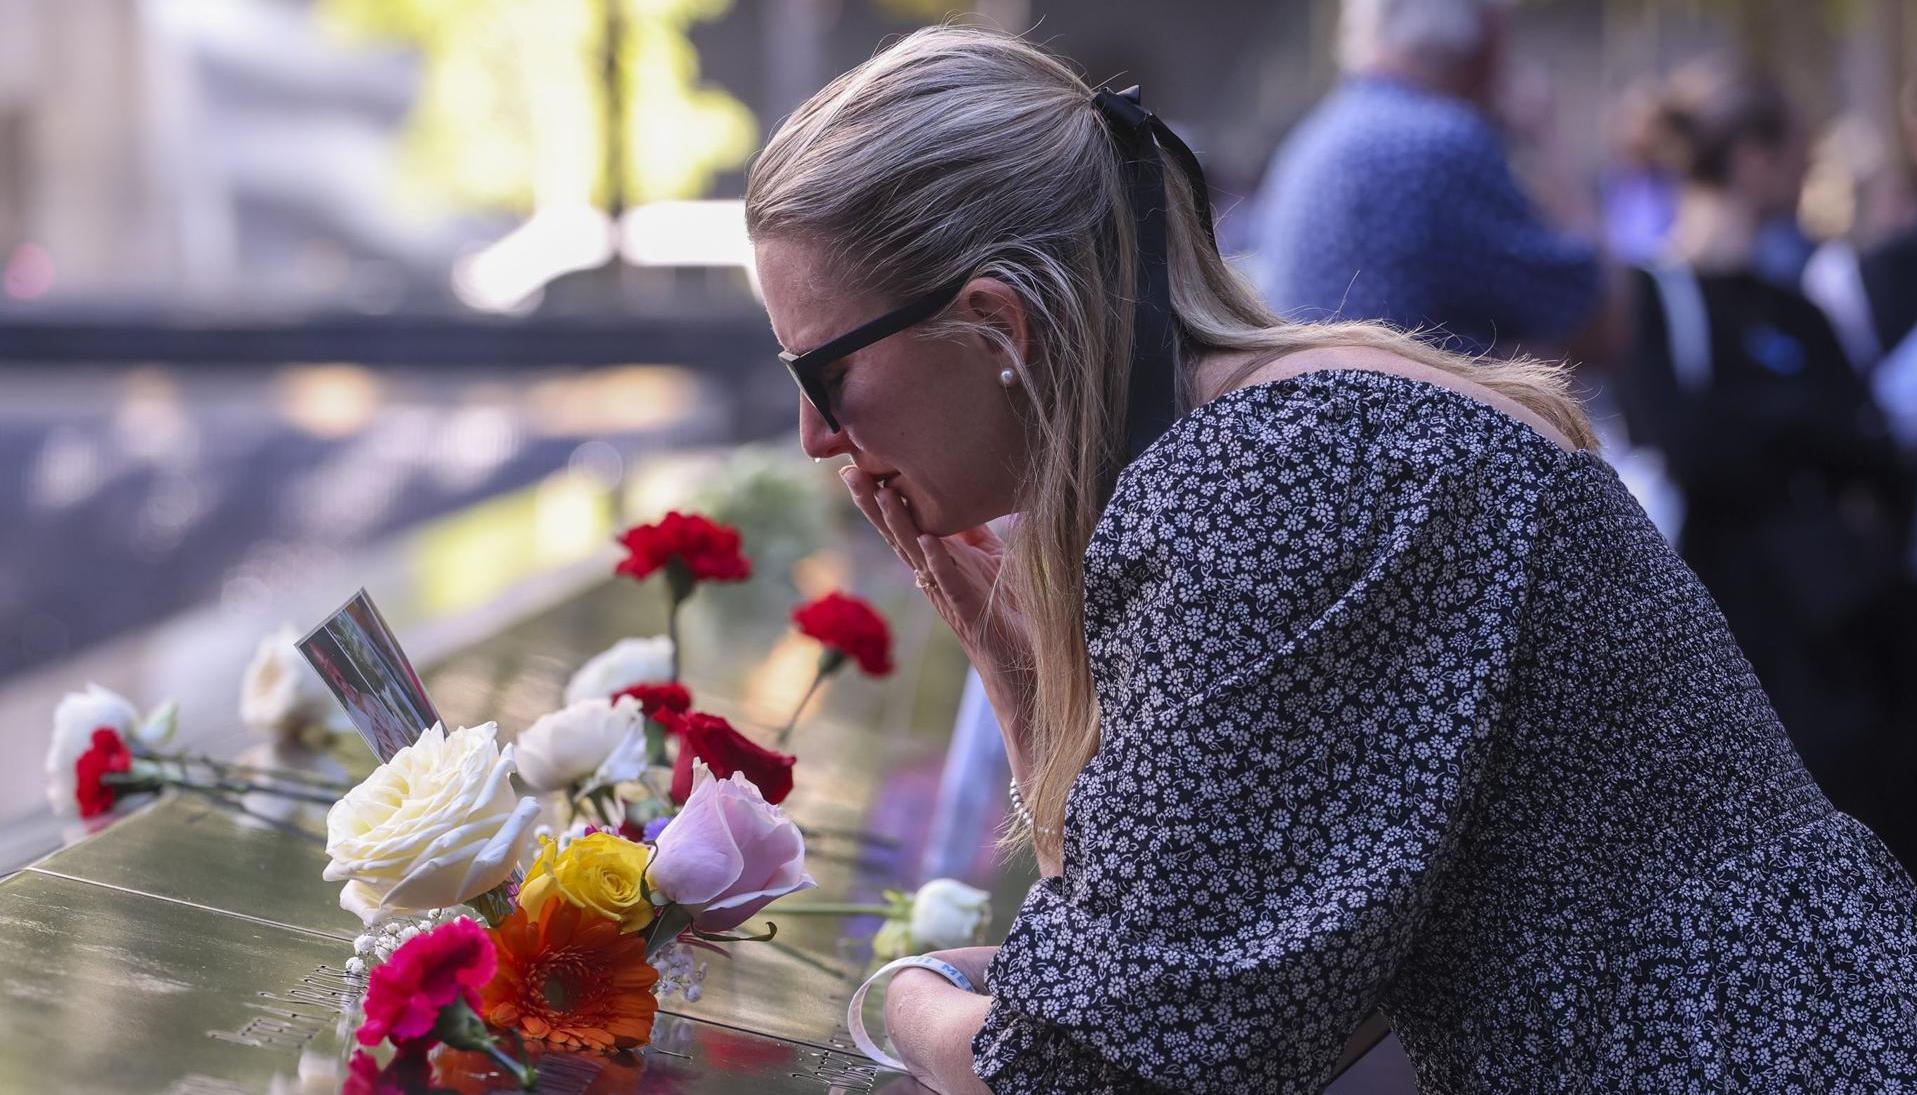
[{"xmin": 914, "ymin": 570, "xmax": 936, "ymax": 590}]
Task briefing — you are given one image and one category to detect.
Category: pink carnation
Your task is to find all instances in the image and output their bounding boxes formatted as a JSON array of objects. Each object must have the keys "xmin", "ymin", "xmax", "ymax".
[{"xmin": 355, "ymin": 917, "xmax": 496, "ymax": 1049}]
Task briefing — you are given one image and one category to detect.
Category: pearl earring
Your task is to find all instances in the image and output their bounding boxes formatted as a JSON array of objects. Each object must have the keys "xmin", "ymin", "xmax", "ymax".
[{"xmin": 999, "ymin": 368, "xmax": 1018, "ymax": 388}]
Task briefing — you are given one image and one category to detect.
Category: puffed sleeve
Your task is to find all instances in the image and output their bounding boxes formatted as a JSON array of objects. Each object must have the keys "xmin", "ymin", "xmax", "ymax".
[{"xmin": 973, "ymin": 387, "xmax": 1547, "ymax": 1093}]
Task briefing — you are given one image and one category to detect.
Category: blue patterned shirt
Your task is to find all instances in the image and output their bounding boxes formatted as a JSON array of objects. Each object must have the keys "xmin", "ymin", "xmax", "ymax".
[{"xmin": 1249, "ymin": 77, "xmax": 1599, "ymax": 354}]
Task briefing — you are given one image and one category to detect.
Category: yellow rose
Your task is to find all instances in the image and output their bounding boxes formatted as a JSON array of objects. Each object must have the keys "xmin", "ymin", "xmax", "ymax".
[{"xmin": 518, "ymin": 833, "xmax": 656, "ymax": 933}]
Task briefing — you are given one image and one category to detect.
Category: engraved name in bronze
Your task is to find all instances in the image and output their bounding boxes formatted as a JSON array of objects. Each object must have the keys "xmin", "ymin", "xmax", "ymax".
[
  {"xmin": 792, "ymin": 1046, "xmax": 879, "ymax": 1091},
  {"xmin": 205, "ymin": 963, "xmax": 363, "ymax": 1051}
]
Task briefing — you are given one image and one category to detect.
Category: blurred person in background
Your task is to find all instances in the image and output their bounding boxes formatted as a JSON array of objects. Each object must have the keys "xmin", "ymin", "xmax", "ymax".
[
  {"xmin": 1618, "ymin": 60, "xmax": 1917, "ymax": 869},
  {"xmin": 1601, "ymin": 80, "xmax": 1681, "ymax": 265},
  {"xmin": 1805, "ymin": 76, "xmax": 1917, "ymax": 450},
  {"xmin": 1247, "ymin": 0, "xmax": 1602, "ymax": 358},
  {"xmin": 1855, "ymin": 78, "xmax": 1917, "ymax": 453}
]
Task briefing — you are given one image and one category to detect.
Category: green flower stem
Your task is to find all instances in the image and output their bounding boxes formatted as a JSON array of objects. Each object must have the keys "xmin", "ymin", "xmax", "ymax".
[
  {"xmin": 644, "ymin": 904, "xmax": 696, "ymax": 961},
  {"xmin": 436, "ymin": 997, "xmax": 537, "ymax": 1091},
  {"xmin": 667, "ymin": 600, "xmax": 682, "ymax": 682},
  {"xmin": 205, "ymin": 775, "xmax": 338, "ymax": 805},
  {"xmin": 776, "ymin": 654, "xmax": 839, "ymax": 749},
  {"xmin": 199, "ymin": 756, "xmax": 349, "ymax": 791},
  {"xmin": 129, "ymin": 747, "xmax": 348, "ymax": 791},
  {"xmin": 769, "ymin": 903, "xmax": 899, "ymax": 917},
  {"xmin": 469, "ymin": 884, "xmax": 517, "ymax": 929},
  {"xmin": 592, "ymin": 786, "xmax": 622, "ymax": 829},
  {"xmin": 665, "ymin": 560, "xmax": 695, "ymax": 683},
  {"xmin": 643, "ymin": 717, "xmax": 667, "ymax": 768},
  {"xmin": 104, "ymin": 770, "xmax": 338, "ymax": 806},
  {"xmin": 98, "ymin": 772, "xmax": 163, "ymax": 796},
  {"xmin": 485, "ymin": 1041, "xmax": 538, "ymax": 1092}
]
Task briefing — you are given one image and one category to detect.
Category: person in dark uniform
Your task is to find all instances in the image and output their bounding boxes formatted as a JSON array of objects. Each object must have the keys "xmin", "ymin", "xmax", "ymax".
[{"xmin": 1620, "ymin": 61, "xmax": 1917, "ymax": 869}]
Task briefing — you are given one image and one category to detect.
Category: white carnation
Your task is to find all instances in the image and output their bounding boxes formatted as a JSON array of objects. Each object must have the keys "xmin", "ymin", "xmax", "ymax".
[
  {"xmin": 906, "ymin": 878, "xmax": 992, "ymax": 951},
  {"xmin": 513, "ymin": 696, "xmax": 648, "ymax": 794},
  {"xmin": 563, "ymin": 636, "xmax": 674, "ymax": 706},
  {"xmin": 46, "ymin": 684, "xmax": 139, "ymax": 815},
  {"xmin": 240, "ymin": 625, "xmax": 342, "ymax": 742}
]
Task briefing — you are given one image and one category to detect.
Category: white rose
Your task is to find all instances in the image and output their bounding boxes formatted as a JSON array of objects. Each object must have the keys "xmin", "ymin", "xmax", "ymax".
[
  {"xmin": 563, "ymin": 636, "xmax": 675, "ymax": 706},
  {"xmin": 906, "ymin": 878, "xmax": 992, "ymax": 951},
  {"xmin": 323, "ymin": 722, "xmax": 540, "ymax": 926},
  {"xmin": 513, "ymin": 696, "xmax": 648, "ymax": 794},
  {"xmin": 241, "ymin": 625, "xmax": 342, "ymax": 741},
  {"xmin": 44, "ymin": 684, "xmax": 176, "ymax": 813}
]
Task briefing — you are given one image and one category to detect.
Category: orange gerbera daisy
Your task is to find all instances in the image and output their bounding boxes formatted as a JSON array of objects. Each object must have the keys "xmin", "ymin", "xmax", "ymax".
[{"xmin": 481, "ymin": 896, "xmax": 659, "ymax": 1053}]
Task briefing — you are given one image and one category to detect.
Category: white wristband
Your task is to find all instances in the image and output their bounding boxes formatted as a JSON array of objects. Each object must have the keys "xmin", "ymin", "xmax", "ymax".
[{"xmin": 846, "ymin": 955, "xmax": 979, "ymax": 1072}]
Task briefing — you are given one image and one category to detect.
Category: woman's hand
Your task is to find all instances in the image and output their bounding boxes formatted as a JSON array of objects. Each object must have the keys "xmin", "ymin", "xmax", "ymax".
[
  {"xmin": 840, "ymin": 468, "xmax": 1036, "ymax": 764},
  {"xmin": 879, "ymin": 947, "xmax": 999, "ymax": 1095}
]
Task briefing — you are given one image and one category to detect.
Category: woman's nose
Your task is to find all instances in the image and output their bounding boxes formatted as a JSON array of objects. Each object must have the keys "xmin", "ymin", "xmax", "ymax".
[{"xmin": 798, "ymin": 395, "xmax": 854, "ymax": 460}]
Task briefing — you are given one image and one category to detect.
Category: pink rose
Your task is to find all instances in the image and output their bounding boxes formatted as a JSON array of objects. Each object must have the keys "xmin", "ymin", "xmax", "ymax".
[{"xmin": 646, "ymin": 761, "xmax": 815, "ymax": 932}]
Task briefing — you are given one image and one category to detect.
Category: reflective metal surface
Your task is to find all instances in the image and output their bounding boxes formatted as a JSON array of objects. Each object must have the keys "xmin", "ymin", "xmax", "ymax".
[
  {"xmin": 0, "ymin": 521, "xmax": 1033, "ymax": 1088},
  {"xmin": 0, "ymin": 871, "xmax": 889, "ymax": 1093},
  {"xmin": 0, "ymin": 869, "xmax": 357, "ymax": 1094},
  {"xmin": 24, "ymin": 795, "xmax": 358, "ymax": 941}
]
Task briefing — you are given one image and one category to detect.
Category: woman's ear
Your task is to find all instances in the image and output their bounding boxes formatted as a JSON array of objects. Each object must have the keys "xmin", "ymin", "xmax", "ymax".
[{"xmin": 957, "ymin": 277, "xmax": 1031, "ymax": 370}]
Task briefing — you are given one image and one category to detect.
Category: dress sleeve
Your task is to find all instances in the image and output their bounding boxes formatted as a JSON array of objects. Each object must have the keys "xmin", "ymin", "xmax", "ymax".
[{"xmin": 973, "ymin": 392, "xmax": 1545, "ymax": 1093}]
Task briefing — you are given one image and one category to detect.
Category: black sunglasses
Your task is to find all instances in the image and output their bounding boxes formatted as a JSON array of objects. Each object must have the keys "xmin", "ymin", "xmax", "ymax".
[{"xmin": 778, "ymin": 274, "xmax": 970, "ymax": 432}]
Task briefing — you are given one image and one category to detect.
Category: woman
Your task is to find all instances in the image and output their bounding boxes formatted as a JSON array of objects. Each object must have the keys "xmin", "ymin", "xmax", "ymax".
[
  {"xmin": 747, "ymin": 27, "xmax": 1917, "ymax": 1093},
  {"xmin": 1620, "ymin": 63, "xmax": 1917, "ymax": 873}
]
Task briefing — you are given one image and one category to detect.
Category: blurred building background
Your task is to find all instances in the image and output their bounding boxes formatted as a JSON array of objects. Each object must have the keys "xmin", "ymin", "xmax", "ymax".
[{"xmin": 2, "ymin": 0, "xmax": 1909, "ymax": 315}]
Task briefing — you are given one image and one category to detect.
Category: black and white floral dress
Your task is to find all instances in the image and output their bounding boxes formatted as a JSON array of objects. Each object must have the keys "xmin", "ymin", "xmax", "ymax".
[{"xmin": 973, "ymin": 370, "xmax": 1917, "ymax": 1093}]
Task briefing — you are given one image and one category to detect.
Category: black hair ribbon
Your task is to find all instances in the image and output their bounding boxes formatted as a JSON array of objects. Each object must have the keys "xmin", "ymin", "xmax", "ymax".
[{"xmin": 1092, "ymin": 85, "xmax": 1217, "ymax": 464}]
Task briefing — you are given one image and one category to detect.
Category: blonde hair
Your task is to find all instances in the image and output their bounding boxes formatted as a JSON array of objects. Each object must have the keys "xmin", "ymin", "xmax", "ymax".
[{"xmin": 746, "ymin": 25, "xmax": 1594, "ymax": 862}]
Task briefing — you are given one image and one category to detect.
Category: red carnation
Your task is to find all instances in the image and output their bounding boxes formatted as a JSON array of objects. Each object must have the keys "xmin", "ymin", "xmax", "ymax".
[
  {"xmin": 667, "ymin": 711, "xmax": 796, "ymax": 805},
  {"xmin": 615, "ymin": 512, "xmax": 751, "ymax": 586},
  {"xmin": 792, "ymin": 592, "xmax": 894, "ymax": 677},
  {"xmin": 73, "ymin": 727, "xmax": 133, "ymax": 819},
  {"xmin": 613, "ymin": 681, "xmax": 693, "ymax": 722},
  {"xmin": 356, "ymin": 917, "xmax": 497, "ymax": 1050}
]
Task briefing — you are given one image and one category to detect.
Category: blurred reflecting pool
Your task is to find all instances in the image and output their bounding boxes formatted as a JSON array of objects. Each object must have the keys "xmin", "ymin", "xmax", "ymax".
[{"xmin": 0, "ymin": 361, "xmax": 733, "ymax": 685}]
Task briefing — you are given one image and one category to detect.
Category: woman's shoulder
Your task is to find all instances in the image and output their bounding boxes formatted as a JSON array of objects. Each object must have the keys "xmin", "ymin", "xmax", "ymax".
[
  {"xmin": 1217, "ymin": 349, "xmax": 1582, "ymax": 450},
  {"xmin": 1117, "ymin": 357, "xmax": 1581, "ymax": 513},
  {"xmin": 1095, "ymin": 361, "xmax": 1585, "ymax": 584}
]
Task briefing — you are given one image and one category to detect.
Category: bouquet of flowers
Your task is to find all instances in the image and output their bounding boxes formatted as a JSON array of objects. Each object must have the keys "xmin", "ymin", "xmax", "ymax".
[
  {"xmin": 328, "ymin": 727, "xmax": 814, "ymax": 1088},
  {"xmin": 329, "ymin": 508, "xmax": 898, "ymax": 1086},
  {"xmin": 512, "ymin": 511, "xmax": 895, "ymax": 841}
]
